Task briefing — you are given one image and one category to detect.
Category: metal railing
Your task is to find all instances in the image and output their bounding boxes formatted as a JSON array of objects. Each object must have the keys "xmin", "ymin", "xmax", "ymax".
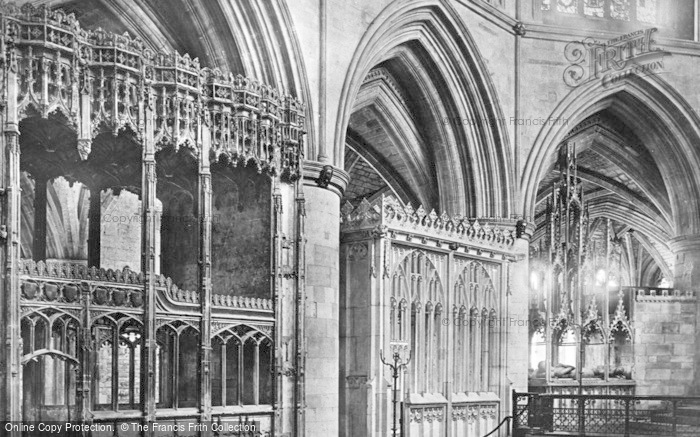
[{"xmin": 513, "ymin": 391, "xmax": 700, "ymax": 436}]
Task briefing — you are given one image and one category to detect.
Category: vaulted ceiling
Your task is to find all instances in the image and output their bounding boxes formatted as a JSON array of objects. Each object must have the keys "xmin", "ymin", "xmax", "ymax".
[
  {"xmin": 338, "ymin": 2, "xmax": 513, "ymax": 218},
  {"xmin": 533, "ymin": 110, "xmax": 674, "ymax": 285},
  {"xmin": 343, "ymin": 65, "xmax": 437, "ymax": 208}
]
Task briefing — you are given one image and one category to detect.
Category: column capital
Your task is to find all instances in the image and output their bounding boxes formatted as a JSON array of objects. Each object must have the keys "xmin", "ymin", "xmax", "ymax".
[
  {"xmin": 515, "ymin": 219, "xmax": 536, "ymax": 241},
  {"xmin": 303, "ymin": 161, "xmax": 349, "ymax": 198}
]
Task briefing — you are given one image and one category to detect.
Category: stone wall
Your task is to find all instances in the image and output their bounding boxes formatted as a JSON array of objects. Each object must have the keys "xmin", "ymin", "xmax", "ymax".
[
  {"xmin": 508, "ymin": 239, "xmax": 531, "ymax": 393},
  {"xmin": 339, "ymin": 240, "xmax": 373, "ymax": 437},
  {"xmin": 634, "ymin": 299, "xmax": 697, "ymax": 396},
  {"xmin": 160, "ymin": 192, "xmax": 198, "ymax": 291},
  {"xmin": 211, "ymin": 165, "xmax": 271, "ymax": 297},
  {"xmin": 100, "ymin": 190, "xmax": 142, "ymax": 272}
]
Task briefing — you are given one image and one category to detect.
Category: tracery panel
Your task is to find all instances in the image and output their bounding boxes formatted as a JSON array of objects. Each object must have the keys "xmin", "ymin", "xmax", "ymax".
[
  {"xmin": 340, "ymin": 195, "xmax": 518, "ymax": 437},
  {"xmin": 452, "ymin": 259, "xmax": 501, "ymax": 394},
  {"xmin": 390, "ymin": 247, "xmax": 446, "ymax": 396},
  {"xmin": 540, "ymin": 0, "xmax": 695, "ymax": 35},
  {"xmin": 584, "ymin": 0, "xmax": 605, "ymax": 17},
  {"xmin": 155, "ymin": 321, "xmax": 200, "ymax": 409},
  {"xmin": 92, "ymin": 314, "xmax": 143, "ymax": 411},
  {"xmin": 211, "ymin": 324, "xmax": 274, "ymax": 407},
  {"xmin": 21, "ymin": 310, "xmax": 80, "ymax": 422}
]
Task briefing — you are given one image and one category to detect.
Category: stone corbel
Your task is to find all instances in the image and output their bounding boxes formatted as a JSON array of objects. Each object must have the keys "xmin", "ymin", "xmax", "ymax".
[
  {"xmin": 280, "ymin": 365, "xmax": 297, "ymax": 377},
  {"xmin": 346, "ymin": 375, "xmax": 369, "ymax": 389},
  {"xmin": 513, "ymin": 21, "xmax": 526, "ymax": 37},
  {"xmin": 316, "ymin": 165, "xmax": 333, "ymax": 188},
  {"xmin": 302, "ymin": 161, "xmax": 349, "ymax": 197},
  {"xmin": 515, "ymin": 218, "xmax": 535, "ymax": 240}
]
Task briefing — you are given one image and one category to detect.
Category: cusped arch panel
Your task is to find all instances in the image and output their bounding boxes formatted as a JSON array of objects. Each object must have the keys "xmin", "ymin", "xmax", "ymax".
[
  {"xmin": 453, "ymin": 260, "xmax": 498, "ymax": 313},
  {"xmin": 391, "ymin": 248, "xmax": 445, "ymax": 306}
]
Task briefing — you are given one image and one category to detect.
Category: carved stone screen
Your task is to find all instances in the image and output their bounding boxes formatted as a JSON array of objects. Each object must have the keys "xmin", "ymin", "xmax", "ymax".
[
  {"xmin": 0, "ymin": 4, "xmax": 305, "ymax": 434},
  {"xmin": 340, "ymin": 196, "xmax": 519, "ymax": 437}
]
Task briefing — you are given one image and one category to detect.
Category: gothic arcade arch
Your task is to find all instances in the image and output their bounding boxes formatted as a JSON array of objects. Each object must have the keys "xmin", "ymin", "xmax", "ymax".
[
  {"xmin": 522, "ymin": 74, "xmax": 700, "ymax": 234},
  {"xmin": 337, "ymin": 0, "xmax": 513, "ymax": 217}
]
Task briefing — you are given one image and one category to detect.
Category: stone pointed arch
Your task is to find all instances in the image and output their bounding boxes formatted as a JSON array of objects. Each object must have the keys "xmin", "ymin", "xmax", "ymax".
[
  {"xmin": 336, "ymin": 0, "xmax": 513, "ymax": 217},
  {"xmin": 215, "ymin": 0, "xmax": 316, "ymax": 152},
  {"xmin": 523, "ymin": 74, "xmax": 700, "ymax": 234}
]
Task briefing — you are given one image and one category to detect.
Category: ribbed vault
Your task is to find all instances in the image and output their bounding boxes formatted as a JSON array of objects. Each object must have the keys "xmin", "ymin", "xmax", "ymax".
[
  {"xmin": 338, "ymin": 0, "xmax": 512, "ymax": 217},
  {"xmin": 524, "ymin": 75, "xmax": 700, "ymax": 233},
  {"xmin": 527, "ymin": 75, "xmax": 700, "ymax": 286}
]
